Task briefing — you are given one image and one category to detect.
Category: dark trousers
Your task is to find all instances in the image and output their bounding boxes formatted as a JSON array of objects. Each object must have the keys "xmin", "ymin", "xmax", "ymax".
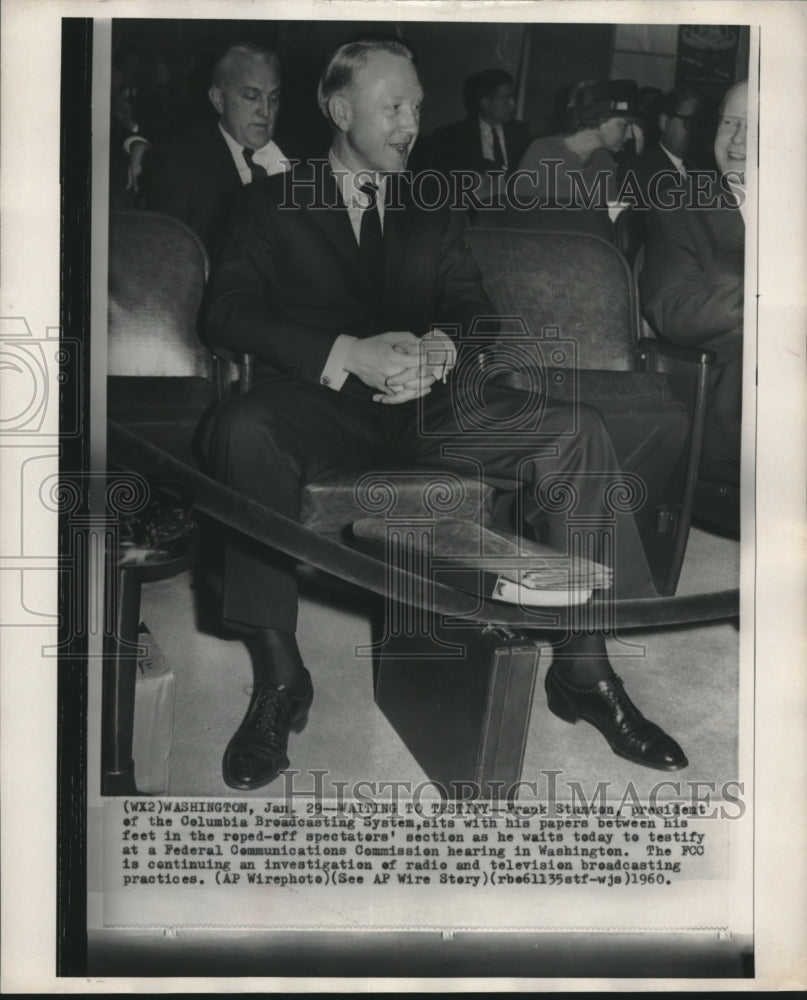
[{"xmin": 206, "ymin": 375, "xmax": 658, "ymax": 632}]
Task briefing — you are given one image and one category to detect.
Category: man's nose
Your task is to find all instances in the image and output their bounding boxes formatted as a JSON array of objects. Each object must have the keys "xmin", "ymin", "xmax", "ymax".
[
  {"xmin": 399, "ymin": 107, "xmax": 419, "ymax": 134},
  {"xmin": 255, "ymin": 96, "xmax": 270, "ymax": 119},
  {"xmin": 731, "ymin": 121, "xmax": 747, "ymax": 144}
]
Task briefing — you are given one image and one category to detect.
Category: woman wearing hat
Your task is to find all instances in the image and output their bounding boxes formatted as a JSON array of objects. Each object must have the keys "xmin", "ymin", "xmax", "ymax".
[{"xmin": 511, "ymin": 80, "xmax": 640, "ymax": 236}]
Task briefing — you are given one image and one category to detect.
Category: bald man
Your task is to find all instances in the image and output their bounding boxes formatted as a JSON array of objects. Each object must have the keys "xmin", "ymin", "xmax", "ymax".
[
  {"xmin": 142, "ymin": 43, "xmax": 289, "ymax": 254},
  {"xmin": 641, "ymin": 80, "xmax": 747, "ymax": 493}
]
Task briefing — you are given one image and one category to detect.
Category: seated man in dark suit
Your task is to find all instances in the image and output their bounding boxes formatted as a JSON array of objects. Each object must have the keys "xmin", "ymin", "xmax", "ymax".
[
  {"xmin": 616, "ymin": 86, "xmax": 702, "ymax": 257},
  {"xmin": 640, "ymin": 80, "xmax": 746, "ymax": 491},
  {"xmin": 422, "ymin": 68, "xmax": 531, "ymax": 192},
  {"xmin": 629, "ymin": 86, "xmax": 701, "ymax": 197},
  {"xmin": 141, "ymin": 43, "xmax": 289, "ymax": 255},
  {"xmin": 202, "ymin": 36, "xmax": 687, "ymax": 792}
]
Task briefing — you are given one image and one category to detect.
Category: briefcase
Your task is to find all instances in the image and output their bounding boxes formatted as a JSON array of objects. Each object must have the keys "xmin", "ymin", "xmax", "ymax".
[{"xmin": 374, "ymin": 613, "xmax": 543, "ymax": 799}]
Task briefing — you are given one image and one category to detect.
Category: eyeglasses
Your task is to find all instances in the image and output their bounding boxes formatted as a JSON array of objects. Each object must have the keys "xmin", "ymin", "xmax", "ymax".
[
  {"xmin": 718, "ymin": 116, "xmax": 747, "ymax": 133},
  {"xmin": 669, "ymin": 113, "xmax": 696, "ymax": 127}
]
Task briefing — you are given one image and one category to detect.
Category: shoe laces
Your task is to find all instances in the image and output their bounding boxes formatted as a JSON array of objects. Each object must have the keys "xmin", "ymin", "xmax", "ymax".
[
  {"xmin": 249, "ymin": 685, "xmax": 300, "ymax": 736},
  {"xmin": 597, "ymin": 676, "xmax": 647, "ymax": 726}
]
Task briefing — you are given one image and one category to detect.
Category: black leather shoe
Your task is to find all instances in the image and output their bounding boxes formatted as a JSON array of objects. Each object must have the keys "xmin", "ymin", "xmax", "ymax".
[
  {"xmin": 545, "ymin": 665, "xmax": 688, "ymax": 771},
  {"xmin": 223, "ymin": 673, "xmax": 314, "ymax": 790}
]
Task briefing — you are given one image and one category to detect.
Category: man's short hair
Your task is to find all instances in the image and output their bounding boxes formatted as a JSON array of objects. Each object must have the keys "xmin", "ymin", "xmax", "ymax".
[
  {"xmin": 463, "ymin": 68, "xmax": 514, "ymax": 114},
  {"xmin": 661, "ymin": 85, "xmax": 702, "ymax": 118},
  {"xmin": 565, "ymin": 79, "xmax": 639, "ymax": 132},
  {"xmin": 211, "ymin": 43, "xmax": 279, "ymax": 88},
  {"xmin": 317, "ymin": 34, "xmax": 415, "ymax": 120}
]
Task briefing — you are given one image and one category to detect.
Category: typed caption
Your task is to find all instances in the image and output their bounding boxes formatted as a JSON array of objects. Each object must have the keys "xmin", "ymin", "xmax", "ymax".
[{"xmin": 105, "ymin": 795, "xmax": 729, "ymax": 897}]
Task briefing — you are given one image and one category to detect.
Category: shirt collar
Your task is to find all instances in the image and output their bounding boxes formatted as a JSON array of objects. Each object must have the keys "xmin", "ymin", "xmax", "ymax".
[
  {"xmin": 660, "ymin": 142, "xmax": 686, "ymax": 175},
  {"xmin": 218, "ymin": 121, "xmax": 278, "ymax": 161},
  {"xmin": 328, "ymin": 148, "xmax": 387, "ymax": 208},
  {"xmin": 479, "ymin": 117, "xmax": 501, "ymax": 135}
]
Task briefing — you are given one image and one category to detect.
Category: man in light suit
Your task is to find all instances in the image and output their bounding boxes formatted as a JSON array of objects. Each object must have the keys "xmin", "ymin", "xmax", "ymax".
[
  {"xmin": 203, "ymin": 36, "xmax": 687, "ymax": 792},
  {"xmin": 142, "ymin": 43, "xmax": 289, "ymax": 255},
  {"xmin": 640, "ymin": 80, "xmax": 746, "ymax": 492}
]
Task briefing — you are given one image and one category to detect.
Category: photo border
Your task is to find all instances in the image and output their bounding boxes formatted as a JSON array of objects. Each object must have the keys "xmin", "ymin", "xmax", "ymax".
[{"xmin": 1, "ymin": 0, "xmax": 805, "ymax": 992}]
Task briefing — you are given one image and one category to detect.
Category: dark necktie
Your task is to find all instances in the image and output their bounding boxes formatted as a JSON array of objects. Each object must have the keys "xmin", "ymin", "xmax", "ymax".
[
  {"xmin": 243, "ymin": 147, "xmax": 268, "ymax": 183},
  {"xmin": 491, "ymin": 126, "xmax": 506, "ymax": 168},
  {"xmin": 358, "ymin": 181, "xmax": 384, "ymax": 289}
]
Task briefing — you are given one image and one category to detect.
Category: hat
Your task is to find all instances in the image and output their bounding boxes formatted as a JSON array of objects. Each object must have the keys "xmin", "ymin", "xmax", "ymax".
[{"xmin": 567, "ymin": 79, "xmax": 639, "ymax": 125}]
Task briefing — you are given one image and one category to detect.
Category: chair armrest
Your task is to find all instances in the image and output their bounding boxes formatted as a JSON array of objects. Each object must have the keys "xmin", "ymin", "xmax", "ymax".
[
  {"xmin": 207, "ymin": 344, "xmax": 256, "ymax": 396},
  {"xmin": 489, "ymin": 362, "xmax": 679, "ymax": 409},
  {"xmin": 636, "ymin": 337, "xmax": 715, "ymax": 368}
]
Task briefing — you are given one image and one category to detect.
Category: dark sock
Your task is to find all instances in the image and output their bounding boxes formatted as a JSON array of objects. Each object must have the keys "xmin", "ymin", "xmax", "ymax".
[
  {"xmin": 551, "ymin": 632, "xmax": 616, "ymax": 687},
  {"xmin": 247, "ymin": 628, "xmax": 309, "ymax": 693}
]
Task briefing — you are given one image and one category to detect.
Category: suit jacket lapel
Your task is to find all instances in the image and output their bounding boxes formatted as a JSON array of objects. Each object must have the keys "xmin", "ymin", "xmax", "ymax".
[
  {"xmin": 304, "ymin": 165, "xmax": 413, "ymax": 305},
  {"xmin": 211, "ymin": 126, "xmax": 245, "ymax": 189},
  {"xmin": 304, "ymin": 164, "xmax": 369, "ymax": 289},
  {"xmin": 470, "ymin": 117, "xmax": 485, "ymax": 162},
  {"xmin": 714, "ymin": 198, "xmax": 745, "ymax": 252},
  {"xmin": 699, "ymin": 175, "xmax": 745, "ymax": 267}
]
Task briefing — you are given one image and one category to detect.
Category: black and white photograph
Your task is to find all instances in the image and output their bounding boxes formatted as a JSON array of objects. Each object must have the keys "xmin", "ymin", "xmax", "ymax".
[{"xmin": 1, "ymin": 0, "xmax": 805, "ymax": 991}]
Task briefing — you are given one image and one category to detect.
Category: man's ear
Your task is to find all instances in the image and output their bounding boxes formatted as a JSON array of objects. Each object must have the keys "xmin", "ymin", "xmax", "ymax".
[
  {"xmin": 209, "ymin": 85, "xmax": 224, "ymax": 116},
  {"xmin": 659, "ymin": 112, "xmax": 669, "ymax": 134},
  {"xmin": 328, "ymin": 94, "xmax": 352, "ymax": 133}
]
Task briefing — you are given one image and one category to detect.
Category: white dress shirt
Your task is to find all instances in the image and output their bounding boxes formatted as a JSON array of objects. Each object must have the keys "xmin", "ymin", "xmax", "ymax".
[
  {"xmin": 479, "ymin": 119, "xmax": 507, "ymax": 168},
  {"xmin": 659, "ymin": 142, "xmax": 687, "ymax": 178},
  {"xmin": 319, "ymin": 150, "xmax": 455, "ymax": 392},
  {"xmin": 218, "ymin": 122, "xmax": 288, "ymax": 184}
]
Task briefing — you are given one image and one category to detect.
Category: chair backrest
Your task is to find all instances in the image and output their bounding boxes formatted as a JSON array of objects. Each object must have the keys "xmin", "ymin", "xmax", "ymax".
[
  {"xmin": 465, "ymin": 227, "xmax": 640, "ymax": 371},
  {"xmin": 108, "ymin": 210, "xmax": 212, "ymax": 379},
  {"xmin": 476, "ymin": 201, "xmax": 617, "ymax": 245}
]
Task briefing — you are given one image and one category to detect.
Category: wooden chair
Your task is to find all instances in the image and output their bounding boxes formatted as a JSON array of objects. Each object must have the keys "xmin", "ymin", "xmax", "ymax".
[
  {"xmin": 464, "ymin": 227, "xmax": 715, "ymax": 596},
  {"xmin": 104, "ymin": 211, "xmax": 216, "ymax": 793}
]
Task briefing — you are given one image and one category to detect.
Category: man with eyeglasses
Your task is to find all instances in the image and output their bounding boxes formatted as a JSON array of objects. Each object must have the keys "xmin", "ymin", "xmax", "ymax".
[
  {"xmin": 622, "ymin": 86, "xmax": 702, "ymax": 216},
  {"xmin": 640, "ymin": 80, "xmax": 747, "ymax": 506}
]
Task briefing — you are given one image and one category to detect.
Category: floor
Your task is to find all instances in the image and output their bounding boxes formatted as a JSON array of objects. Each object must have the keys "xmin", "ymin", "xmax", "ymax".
[{"xmin": 134, "ymin": 526, "xmax": 742, "ymax": 802}]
